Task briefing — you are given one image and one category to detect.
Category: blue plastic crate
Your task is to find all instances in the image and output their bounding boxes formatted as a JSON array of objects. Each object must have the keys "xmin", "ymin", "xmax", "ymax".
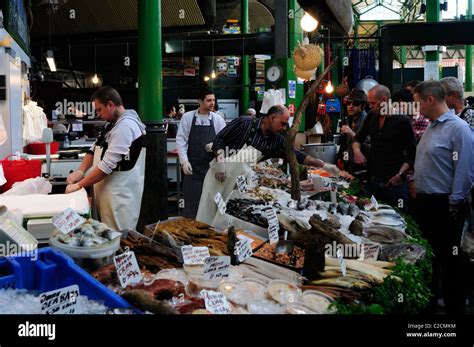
[{"xmin": 0, "ymin": 247, "xmax": 131, "ymax": 310}]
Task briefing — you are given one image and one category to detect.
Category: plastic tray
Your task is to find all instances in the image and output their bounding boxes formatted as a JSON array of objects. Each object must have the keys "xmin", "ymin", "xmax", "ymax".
[
  {"xmin": 252, "ymin": 242, "xmax": 304, "ymax": 273},
  {"xmin": 0, "ymin": 247, "xmax": 131, "ymax": 310}
]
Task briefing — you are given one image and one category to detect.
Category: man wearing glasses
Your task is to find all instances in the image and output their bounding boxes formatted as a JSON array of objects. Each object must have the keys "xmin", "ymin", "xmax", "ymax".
[
  {"xmin": 339, "ymin": 89, "xmax": 369, "ymax": 180},
  {"xmin": 211, "ymin": 104, "xmax": 339, "ymax": 182}
]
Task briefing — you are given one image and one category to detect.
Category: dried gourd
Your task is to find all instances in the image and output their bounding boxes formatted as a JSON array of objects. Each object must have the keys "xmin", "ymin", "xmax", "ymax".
[
  {"xmin": 294, "ymin": 65, "xmax": 316, "ymax": 81},
  {"xmin": 293, "ymin": 43, "xmax": 323, "ymax": 71}
]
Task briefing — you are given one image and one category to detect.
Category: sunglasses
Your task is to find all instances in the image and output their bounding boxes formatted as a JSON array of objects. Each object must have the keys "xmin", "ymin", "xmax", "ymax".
[{"xmin": 347, "ymin": 100, "xmax": 362, "ymax": 106}]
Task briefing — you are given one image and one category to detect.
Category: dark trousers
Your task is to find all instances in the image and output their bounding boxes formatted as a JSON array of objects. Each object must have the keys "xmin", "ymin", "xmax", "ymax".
[
  {"xmin": 367, "ymin": 178, "xmax": 408, "ymax": 212},
  {"xmin": 414, "ymin": 194, "xmax": 468, "ymax": 314}
]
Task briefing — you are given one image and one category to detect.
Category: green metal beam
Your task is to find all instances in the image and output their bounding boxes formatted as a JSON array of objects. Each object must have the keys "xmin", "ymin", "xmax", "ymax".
[
  {"xmin": 241, "ymin": 0, "xmax": 250, "ymax": 114},
  {"xmin": 138, "ymin": 0, "xmax": 162, "ymax": 121},
  {"xmin": 467, "ymin": 0, "xmax": 473, "ymax": 91}
]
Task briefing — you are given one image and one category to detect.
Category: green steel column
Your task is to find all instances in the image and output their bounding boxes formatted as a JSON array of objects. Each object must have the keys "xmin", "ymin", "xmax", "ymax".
[
  {"xmin": 466, "ymin": 0, "xmax": 473, "ymax": 91},
  {"xmin": 288, "ymin": 0, "xmax": 304, "ymax": 131},
  {"xmin": 288, "ymin": 0, "xmax": 302, "ymax": 53},
  {"xmin": 425, "ymin": 0, "xmax": 440, "ymax": 79},
  {"xmin": 138, "ymin": 0, "xmax": 162, "ymax": 121},
  {"xmin": 241, "ymin": 0, "xmax": 250, "ymax": 114}
]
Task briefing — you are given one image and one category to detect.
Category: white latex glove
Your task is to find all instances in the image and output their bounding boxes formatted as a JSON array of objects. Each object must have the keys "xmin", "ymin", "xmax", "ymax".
[
  {"xmin": 205, "ymin": 143, "xmax": 213, "ymax": 153},
  {"xmin": 67, "ymin": 169, "xmax": 84, "ymax": 184},
  {"xmin": 323, "ymin": 163, "xmax": 340, "ymax": 176},
  {"xmin": 182, "ymin": 161, "xmax": 193, "ymax": 175},
  {"xmin": 65, "ymin": 183, "xmax": 81, "ymax": 194},
  {"xmin": 214, "ymin": 162, "xmax": 226, "ymax": 183}
]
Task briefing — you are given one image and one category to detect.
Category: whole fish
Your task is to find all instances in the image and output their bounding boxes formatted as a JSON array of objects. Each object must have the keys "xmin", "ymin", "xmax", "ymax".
[
  {"xmin": 364, "ymin": 226, "xmax": 407, "ymax": 244},
  {"xmin": 380, "ymin": 243, "xmax": 426, "ymax": 264}
]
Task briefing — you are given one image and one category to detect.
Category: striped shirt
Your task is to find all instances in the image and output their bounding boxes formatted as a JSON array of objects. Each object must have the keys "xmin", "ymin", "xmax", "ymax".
[{"xmin": 212, "ymin": 116, "xmax": 307, "ymax": 163}]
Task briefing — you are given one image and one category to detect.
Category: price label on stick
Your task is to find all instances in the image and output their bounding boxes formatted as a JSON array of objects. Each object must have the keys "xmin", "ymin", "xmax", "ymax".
[
  {"xmin": 370, "ymin": 195, "xmax": 379, "ymax": 210},
  {"xmin": 248, "ymin": 171, "xmax": 258, "ymax": 189},
  {"xmin": 200, "ymin": 290, "xmax": 231, "ymax": 314},
  {"xmin": 40, "ymin": 285, "xmax": 80, "ymax": 315},
  {"xmin": 264, "ymin": 208, "xmax": 280, "ymax": 244},
  {"xmin": 214, "ymin": 192, "xmax": 227, "ymax": 215},
  {"xmin": 236, "ymin": 175, "xmax": 248, "ymax": 194},
  {"xmin": 52, "ymin": 208, "xmax": 85, "ymax": 234},
  {"xmin": 181, "ymin": 245, "xmax": 210, "ymax": 265},
  {"xmin": 234, "ymin": 237, "xmax": 252, "ymax": 262},
  {"xmin": 337, "ymin": 248, "xmax": 347, "ymax": 277},
  {"xmin": 359, "ymin": 243, "xmax": 381, "ymax": 261},
  {"xmin": 114, "ymin": 251, "xmax": 143, "ymax": 288},
  {"xmin": 204, "ymin": 256, "xmax": 230, "ymax": 281}
]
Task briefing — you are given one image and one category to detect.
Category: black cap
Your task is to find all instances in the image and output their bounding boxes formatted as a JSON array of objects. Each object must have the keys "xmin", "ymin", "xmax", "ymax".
[{"xmin": 347, "ymin": 88, "xmax": 367, "ymax": 103}]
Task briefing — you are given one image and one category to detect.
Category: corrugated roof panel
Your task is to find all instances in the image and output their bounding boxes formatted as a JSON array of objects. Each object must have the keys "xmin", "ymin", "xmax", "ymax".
[{"xmin": 162, "ymin": 0, "xmax": 206, "ymax": 27}]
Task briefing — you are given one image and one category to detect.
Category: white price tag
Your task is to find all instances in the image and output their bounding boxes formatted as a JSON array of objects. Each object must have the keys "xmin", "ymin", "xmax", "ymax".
[
  {"xmin": 248, "ymin": 171, "xmax": 258, "ymax": 189},
  {"xmin": 114, "ymin": 251, "xmax": 143, "ymax": 288},
  {"xmin": 203, "ymin": 256, "xmax": 230, "ymax": 281},
  {"xmin": 200, "ymin": 290, "xmax": 231, "ymax": 314},
  {"xmin": 40, "ymin": 285, "xmax": 80, "ymax": 314},
  {"xmin": 214, "ymin": 192, "xmax": 227, "ymax": 215},
  {"xmin": 52, "ymin": 208, "xmax": 85, "ymax": 234},
  {"xmin": 181, "ymin": 245, "xmax": 210, "ymax": 265},
  {"xmin": 234, "ymin": 237, "xmax": 252, "ymax": 263},
  {"xmin": 337, "ymin": 248, "xmax": 347, "ymax": 277},
  {"xmin": 264, "ymin": 208, "xmax": 280, "ymax": 244},
  {"xmin": 72, "ymin": 123, "xmax": 83, "ymax": 132},
  {"xmin": 236, "ymin": 175, "xmax": 248, "ymax": 194},
  {"xmin": 358, "ymin": 243, "xmax": 381, "ymax": 261},
  {"xmin": 370, "ymin": 195, "xmax": 379, "ymax": 210}
]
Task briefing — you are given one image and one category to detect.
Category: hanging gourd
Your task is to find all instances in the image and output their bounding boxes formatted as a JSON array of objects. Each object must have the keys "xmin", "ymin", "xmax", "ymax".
[{"xmin": 293, "ymin": 42, "xmax": 324, "ymax": 71}]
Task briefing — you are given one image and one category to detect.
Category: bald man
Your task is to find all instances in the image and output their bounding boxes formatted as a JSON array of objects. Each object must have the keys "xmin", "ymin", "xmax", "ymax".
[{"xmin": 353, "ymin": 85, "xmax": 416, "ymax": 210}]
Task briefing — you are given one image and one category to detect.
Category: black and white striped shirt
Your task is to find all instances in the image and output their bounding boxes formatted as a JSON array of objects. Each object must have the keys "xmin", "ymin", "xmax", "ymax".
[{"xmin": 211, "ymin": 116, "xmax": 307, "ymax": 163}]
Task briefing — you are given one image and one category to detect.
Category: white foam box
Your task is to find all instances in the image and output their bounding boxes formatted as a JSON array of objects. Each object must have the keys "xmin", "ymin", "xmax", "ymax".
[{"xmin": 26, "ymin": 218, "xmax": 55, "ymax": 242}]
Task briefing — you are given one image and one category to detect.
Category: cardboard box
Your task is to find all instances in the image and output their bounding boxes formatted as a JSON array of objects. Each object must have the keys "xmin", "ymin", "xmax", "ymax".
[
  {"xmin": 295, "ymin": 132, "xmax": 307, "ymax": 150},
  {"xmin": 307, "ymin": 134, "xmax": 322, "ymax": 144}
]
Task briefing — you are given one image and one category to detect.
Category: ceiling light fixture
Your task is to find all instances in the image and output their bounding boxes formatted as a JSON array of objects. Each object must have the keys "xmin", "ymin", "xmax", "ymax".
[
  {"xmin": 301, "ymin": 12, "xmax": 319, "ymax": 32},
  {"xmin": 46, "ymin": 50, "xmax": 57, "ymax": 72}
]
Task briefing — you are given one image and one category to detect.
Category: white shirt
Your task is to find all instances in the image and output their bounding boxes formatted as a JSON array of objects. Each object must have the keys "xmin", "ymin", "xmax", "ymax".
[
  {"xmin": 176, "ymin": 109, "xmax": 226, "ymax": 163},
  {"xmin": 91, "ymin": 109, "xmax": 146, "ymax": 175}
]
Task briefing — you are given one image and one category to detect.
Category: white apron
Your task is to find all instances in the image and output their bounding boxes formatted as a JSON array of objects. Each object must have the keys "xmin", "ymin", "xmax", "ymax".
[
  {"xmin": 93, "ymin": 146, "xmax": 146, "ymax": 231},
  {"xmin": 196, "ymin": 145, "xmax": 262, "ymax": 225}
]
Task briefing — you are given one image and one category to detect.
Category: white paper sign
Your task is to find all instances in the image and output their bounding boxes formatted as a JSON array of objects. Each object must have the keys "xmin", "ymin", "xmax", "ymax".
[
  {"xmin": 234, "ymin": 238, "xmax": 252, "ymax": 262},
  {"xmin": 181, "ymin": 245, "xmax": 210, "ymax": 265},
  {"xmin": 200, "ymin": 290, "xmax": 231, "ymax": 314},
  {"xmin": 248, "ymin": 171, "xmax": 258, "ymax": 189},
  {"xmin": 337, "ymin": 248, "xmax": 347, "ymax": 277},
  {"xmin": 214, "ymin": 192, "xmax": 227, "ymax": 215},
  {"xmin": 0, "ymin": 163, "xmax": 6, "ymax": 186},
  {"xmin": 52, "ymin": 208, "xmax": 85, "ymax": 234},
  {"xmin": 204, "ymin": 256, "xmax": 230, "ymax": 281},
  {"xmin": 236, "ymin": 175, "xmax": 248, "ymax": 194},
  {"xmin": 40, "ymin": 285, "xmax": 80, "ymax": 314},
  {"xmin": 359, "ymin": 243, "xmax": 381, "ymax": 261},
  {"xmin": 264, "ymin": 208, "xmax": 280, "ymax": 244},
  {"xmin": 370, "ymin": 195, "xmax": 379, "ymax": 210},
  {"xmin": 114, "ymin": 251, "xmax": 143, "ymax": 288},
  {"xmin": 72, "ymin": 123, "xmax": 83, "ymax": 132}
]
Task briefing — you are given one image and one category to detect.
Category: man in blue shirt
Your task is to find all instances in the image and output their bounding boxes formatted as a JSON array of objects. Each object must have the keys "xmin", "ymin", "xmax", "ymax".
[{"xmin": 413, "ymin": 81, "xmax": 473, "ymax": 314}]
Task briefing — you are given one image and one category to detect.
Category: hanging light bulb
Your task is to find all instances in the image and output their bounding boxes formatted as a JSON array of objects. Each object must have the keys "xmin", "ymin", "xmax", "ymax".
[
  {"xmin": 92, "ymin": 74, "xmax": 99, "ymax": 84},
  {"xmin": 211, "ymin": 70, "xmax": 217, "ymax": 79},
  {"xmin": 204, "ymin": 76, "xmax": 210, "ymax": 82},
  {"xmin": 325, "ymin": 80, "xmax": 334, "ymax": 94},
  {"xmin": 300, "ymin": 12, "xmax": 318, "ymax": 32}
]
